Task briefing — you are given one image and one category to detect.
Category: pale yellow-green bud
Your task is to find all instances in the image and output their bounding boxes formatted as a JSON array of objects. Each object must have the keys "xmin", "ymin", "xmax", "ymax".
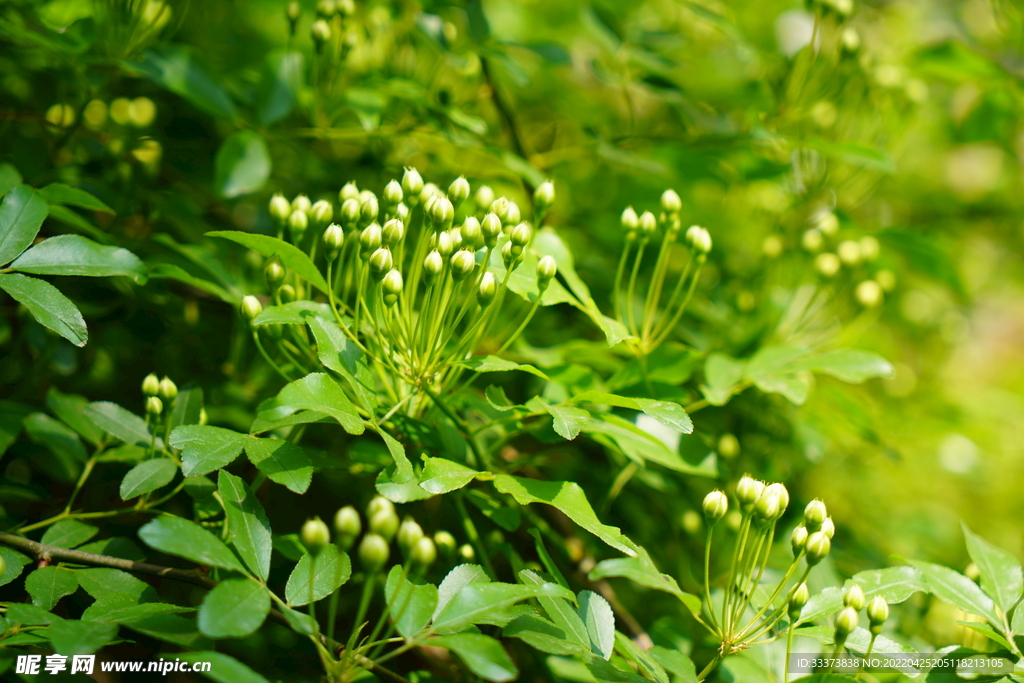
[
  {"xmin": 429, "ymin": 196, "xmax": 455, "ymax": 230},
  {"xmin": 866, "ymin": 596, "xmax": 888, "ymax": 634},
  {"xmin": 802, "ymin": 229, "xmax": 824, "ymax": 252},
  {"xmin": 434, "ymin": 531, "xmax": 457, "ymax": 558},
  {"xmin": 736, "ymin": 475, "xmax": 765, "ymax": 509},
  {"xmin": 754, "ymin": 491, "xmax": 783, "ymax": 525},
  {"xmin": 292, "ymin": 194, "xmax": 312, "ymax": 215},
  {"xmin": 397, "ymin": 518, "xmax": 424, "ymax": 557},
  {"xmin": 804, "ymin": 500, "xmax": 828, "ymax": 530},
  {"xmin": 661, "ymin": 188, "xmax": 682, "ymax": 214},
  {"xmin": 448, "ymin": 176, "xmax": 470, "ymax": 208},
  {"xmin": 504, "ymin": 201, "xmax": 522, "ymax": 227},
  {"xmin": 323, "ymin": 224, "xmax": 345, "ymax": 259},
  {"xmin": 311, "ymin": 19, "xmax": 331, "ymax": 50},
  {"xmin": 359, "ymin": 223, "xmax": 383, "ymax": 256},
  {"xmin": 838, "ymin": 240, "xmax": 861, "ymax": 265},
  {"xmin": 458, "ymin": 543, "xmax": 475, "ymax": 561},
  {"xmin": 805, "ymin": 531, "xmax": 831, "ymax": 566},
  {"xmin": 501, "ymin": 240, "xmax": 521, "ymax": 267},
  {"xmin": 474, "ymin": 185, "xmax": 495, "ymax": 212},
  {"xmin": 461, "ymin": 216, "xmax": 482, "ymax": 248},
  {"xmin": 537, "ymin": 255, "xmax": 557, "ymax": 288},
  {"xmin": 358, "ymin": 533, "xmax": 390, "ymax": 572},
  {"xmin": 402, "ymin": 168, "xmax": 424, "ymax": 204},
  {"xmin": 383, "ymin": 180, "xmax": 403, "ymax": 207},
  {"xmin": 411, "ymin": 537, "xmax": 436, "ymax": 568},
  {"xmin": 339, "ymin": 181, "xmax": 360, "ymax": 202},
  {"xmin": 333, "ymin": 506, "xmax": 361, "ymax": 549},
  {"xmin": 435, "ymin": 231, "xmax": 454, "ymax": 257},
  {"xmin": 490, "ymin": 197, "xmax": 510, "ymax": 221},
  {"xmin": 369, "ymin": 248, "xmax": 394, "ymax": 280},
  {"xmin": 534, "ymin": 180, "xmax": 555, "ymax": 214},
  {"xmin": 424, "ymin": 251, "xmax": 444, "ymax": 283},
  {"xmin": 158, "ymin": 377, "xmax": 177, "ymax": 401},
  {"xmin": 718, "ymin": 433, "xmax": 740, "ymax": 458},
  {"xmin": 310, "ymin": 199, "xmax": 333, "ymax": 230},
  {"xmin": 450, "ymin": 249, "xmax": 476, "ymax": 281},
  {"xmin": 686, "ymin": 225, "xmax": 712, "ymax": 254},
  {"xmin": 288, "ymin": 210, "xmax": 308, "ymax": 244},
  {"xmin": 265, "ymin": 257, "xmax": 285, "ymax": 287},
  {"xmin": 834, "ymin": 606, "xmax": 858, "ymax": 643},
  {"xmin": 478, "ymin": 271, "xmax": 497, "ymax": 304},
  {"xmin": 510, "ymin": 222, "xmax": 532, "ymax": 247},
  {"xmin": 639, "ymin": 211, "xmax": 657, "ymax": 237},
  {"xmin": 146, "ymin": 396, "xmax": 163, "ymax": 416},
  {"xmin": 367, "ymin": 495, "xmax": 394, "ymax": 519},
  {"xmin": 241, "ymin": 295, "xmax": 263, "ymax": 321},
  {"xmin": 481, "ymin": 213, "xmax": 502, "ymax": 248},
  {"xmin": 369, "ymin": 508, "xmax": 399, "ymax": 541},
  {"xmin": 702, "ymin": 490, "xmax": 728, "ymax": 525},
  {"xmin": 764, "ymin": 482, "xmax": 790, "ymax": 512},
  {"xmin": 341, "ymin": 197, "xmax": 361, "ymax": 230},
  {"xmin": 142, "ymin": 373, "xmax": 160, "ymax": 396},
  {"xmin": 821, "ymin": 516, "xmax": 835, "ymax": 539},
  {"xmin": 269, "ymin": 194, "xmax": 291, "ymax": 226},
  {"xmin": 277, "ymin": 284, "xmax": 296, "ymax": 304},
  {"xmin": 621, "ymin": 206, "xmax": 639, "ymax": 231},
  {"xmin": 815, "ymin": 252, "xmax": 841, "ymax": 278},
  {"xmin": 382, "ymin": 269, "xmax": 403, "ymax": 297},
  {"xmin": 791, "ymin": 524, "xmax": 808, "ymax": 555},
  {"xmin": 844, "ymin": 584, "xmax": 865, "ymax": 611},
  {"xmin": 301, "ymin": 517, "xmax": 331, "ymax": 553},
  {"xmin": 855, "ymin": 280, "xmax": 883, "ymax": 307},
  {"xmin": 382, "ymin": 218, "xmax": 405, "ymax": 246},
  {"xmin": 360, "ymin": 194, "xmax": 380, "ymax": 226}
]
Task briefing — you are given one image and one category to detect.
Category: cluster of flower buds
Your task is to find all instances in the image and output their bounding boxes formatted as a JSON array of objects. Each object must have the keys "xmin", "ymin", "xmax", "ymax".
[
  {"xmin": 249, "ymin": 170, "xmax": 561, "ymax": 417},
  {"xmin": 790, "ymin": 498, "xmax": 835, "ymax": 566},
  {"xmin": 141, "ymin": 373, "xmax": 182, "ymax": 418},
  {"xmin": 611, "ymin": 189, "xmax": 713, "ymax": 356}
]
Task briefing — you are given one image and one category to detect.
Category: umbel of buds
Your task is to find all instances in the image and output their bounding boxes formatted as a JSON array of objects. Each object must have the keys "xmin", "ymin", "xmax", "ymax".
[
  {"xmin": 301, "ymin": 517, "xmax": 331, "ymax": 554},
  {"xmin": 703, "ymin": 490, "xmax": 729, "ymax": 525}
]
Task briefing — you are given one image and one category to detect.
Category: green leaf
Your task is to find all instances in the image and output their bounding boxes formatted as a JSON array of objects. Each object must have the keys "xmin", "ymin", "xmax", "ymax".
[
  {"xmin": 614, "ymin": 631, "xmax": 667, "ymax": 683},
  {"xmin": 23, "ymin": 412, "xmax": 87, "ymax": 479},
  {"xmin": 85, "ymin": 401, "xmax": 162, "ymax": 448},
  {"xmin": 139, "ymin": 515, "xmax": 247, "ymax": 573},
  {"xmin": 6, "ymin": 603, "xmax": 63, "ymax": 625},
  {"xmin": 243, "ymin": 436, "xmax": 313, "ymax": 494},
  {"xmin": 25, "ymin": 566, "xmax": 78, "ymax": 610},
  {"xmin": 582, "ymin": 414, "xmax": 713, "ymax": 476},
  {"xmin": 77, "ymin": 538, "xmax": 146, "ymax": 562},
  {"xmin": 42, "ymin": 519, "xmax": 99, "ymax": 548},
  {"xmin": 648, "ymin": 647, "xmax": 698, "ymax": 683},
  {"xmin": 45, "ymin": 203, "xmax": 110, "ymax": 242},
  {"xmin": 434, "ymin": 564, "xmax": 491, "ymax": 620},
  {"xmin": 83, "ymin": 601, "xmax": 193, "ymax": 624},
  {"xmin": 207, "ymin": 230, "xmax": 330, "ymax": 294},
  {"xmin": 0, "ymin": 546, "xmax": 31, "ymax": 587},
  {"xmin": 37, "ymin": 183, "xmax": 114, "ymax": 213},
  {"xmin": 285, "ymin": 544, "xmax": 352, "ymax": 606},
  {"xmin": 795, "ymin": 349, "xmax": 894, "ymax": 383},
  {"xmin": 214, "ymin": 131, "xmax": 272, "ymax": 198},
  {"xmin": 493, "ymin": 474, "xmax": 637, "ymax": 556},
  {"xmin": 910, "ymin": 560, "xmax": 1001, "ymax": 624},
  {"xmin": 255, "ymin": 301, "xmax": 334, "ymax": 325},
  {"xmin": 306, "ymin": 316, "xmax": 378, "ymax": 413},
  {"xmin": 148, "ymin": 262, "xmax": 240, "ymax": 304},
  {"xmin": 257, "ymin": 50, "xmax": 303, "ymax": 126},
  {"xmin": 433, "ymin": 581, "xmax": 574, "ymax": 632},
  {"xmin": 169, "ymin": 424, "xmax": 246, "ymax": 477},
  {"xmin": 589, "ymin": 547, "xmax": 701, "ymax": 615},
  {"xmin": 419, "ymin": 456, "xmax": 482, "ymax": 495},
  {"xmin": 430, "ymin": 633, "xmax": 518, "ymax": 682},
  {"xmin": 134, "ymin": 44, "xmax": 237, "ymax": 120},
  {"xmin": 804, "ymin": 138, "xmax": 895, "ymax": 174},
  {"xmin": 957, "ymin": 620, "xmax": 1014, "ymax": 651},
  {"xmin": 0, "ymin": 273, "xmax": 87, "ymax": 346},
  {"xmin": 121, "ymin": 614, "xmax": 212, "ymax": 649},
  {"xmin": 504, "ymin": 614, "xmax": 589, "ymax": 655},
  {"xmin": 268, "ymin": 372, "xmax": 364, "ymax": 434},
  {"xmin": 47, "ymin": 619, "xmax": 118, "ymax": 655},
  {"xmin": 168, "ymin": 385, "xmax": 204, "ymax": 432},
  {"xmin": 0, "ymin": 185, "xmax": 47, "ymax": 265},
  {"xmin": 800, "ymin": 566, "xmax": 927, "ymax": 624},
  {"xmin": 198, "ymin": 578, "xmax": 271, "ymax": 638},
  {"xmin": 520, "ymin": 569, "xmax": 588, "ymax": 646},
  {"xmin": 962, "ymin": 523, "xmax": 1023, "ymax": 614},
  {"xmin": 0, "ymin": 400, "xmax": 31, "ymax": 456},
  {"xmin": 120, "ymin": 458, "xmax": 177, "ymax": 499},
  {"xmin": 546, "ymin": 404, "xmax": 591, "ymax": 440},
  {"xmin": 570, "ymin": 391, "xmax": 693, "ymax": 434},
  {"xmin": 76, "ymin": 567, "xmax": 155, "ymax": 603},
  {"xmin": 701, "ymin": 353, "xmax": 745, "ymax": 406},
  {"xmin": 219, "ymin": 470, "xmax": 273, "ymax": 581},
  {"xmin": 454, "ymin": 355, "xmax": 550, "ymax": 379},
  {"xmin": 0, "ymin": 162, "xmax": 21, "ymax": 197},
  {"xmin": 386, "ymin": 565, "xmax": 439, "ymax": 639},
  {"xmin": 176, "ymin": 652, "xmax": 272, "ymax": 683},
  {"xmin": 578, "ymin": 590, "xmax": 614, "ymax": 659},
  {"xmin": 46, "ymin": 387, "xmax": 104, "ymax": 445},
  {"xmin": 11, "ymin": 235, "xmax": 146, "ymax": 283}
]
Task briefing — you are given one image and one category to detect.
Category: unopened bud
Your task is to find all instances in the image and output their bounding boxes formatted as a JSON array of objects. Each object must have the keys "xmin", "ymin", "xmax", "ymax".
[
  {"xmin": 434, "ymin": 531, "xmax": 456, "ymax": 558},
  {"xmin": 534, "ymin": 180, "xmax": 555, "ymax": 214},
  {"xmin": 146, "ymin": 396, "xmax": 163, "ymax": 415},
  {"xmin": 461, "ymin": 217, "xmax": 482, "ymax": 248},
  {"xmin": 142, "ymin": 373, "xmax": 160, "ymax": 396},
  {"xmin": 286, "ymin": 0, "xmax": 301, "ymax": 29},
  {"xmin": 429, "ymin": 196, "xmax": 455, "ymax": 230},
  {"xmin": 448, "ymin": 176, "xmax": 470, "ymax": 208},
  {"xmin": 323, "ymin": 224, "xmax": 345, "ymax": 259},
  {"xmin": 395, "ymin": 202, "xmax": 410, "ymax": 223},
  {"xmin": 537, "ymin": 255, "xmax": 557, "ymax": 288},
  {"xmin": 369, "ymin": 248, "xmax": 394, "ymax": 280},
  {"xmin": 402, "ymin": 168, "xmax": 424, "ymax": 204},
  {"xmin": 490, "ymin": 197, "xmax": 509, "ymax": 221},
  {"xmin": 855, "ymin": 280, "xmax": 883, "ymax": 308},
  {"xmin": 639, "ymin": 211, "xmax": 657, "ymax": 237},
  {"xmin": 501, "ymin": 240, "xmax": 521, "ymax": 267},
  {"xmin": 458, "ymin": 543, "xmax": 475, "ymax": 561},
  {"xmin": 269, "ymin": 194, "xmax": 291, "ymax": 226},
  {"xmin": 310, "ymin": 199, "xmax": 333, "ymax": 230},
  {"xmin": 718, "ymin": 433, "xmax": 740, "ymax": 458},
  {"xmin": 359, "ymin": 223, "xmax": 383, "ymax": 256},
  {"xmin": 838, "ymin": 240, "xmax": 861, "ymax": 265},
  {"xmin": 292, "ymin": 194, "xmax": 312, "ymax": 216},
  {"xmin": 360, "ymin": 194, "xmax": 380, "ymax": 226},
  {"xmin": 382, "ymin": 269, "xmax": 403, "ymax": 297},
  {"xmin": 450, "ymin": 250, "xmax": 476, "ymax": 281},
  {"xmin": 397, "ymin": 518, "xmax": 424, "ymax": 557},
  {"xmin": 424, "ymin": 251, "xmax": 444, "ymax": 282},
  {"xmin": 241, "ymin": 295, "xmax": 263, "ymax": 321},
  {"xmin": 686, "ymin": 225, "xmax": 712, "ymax": 254},
  {"xmin": 802, "ymin": 229, "xmax": 824, "ymax": 252},
  {"xmin": 340, "ymin": 181, "xmax": 360, "ymax": 202},
  {"xmin": 504, "ymin": 201, "xmax": 521, "ymax": 226},
  {"xmin": 367, "ymin": 495, "xmax": 394, "ymax": 519},
  {"xmin": 764, "ymin": 483, "xmax": 790, "ymax": 512},
  {"xmin": 834, "ymin": 606, "xmax": 858, "ymax": 643},
  {"xmin": 341, "ymin": 197, "xmax": 361, "ymax": 230},
  {"xmin": 383, "ymin": 180, "xmax": 403, "ymax": 208},
  {"xmin": 478, "ymin": 271, "xmax": 497, "ymax": 304},
  {"xmin": 736, "ymin": 475, "xmax": 765, "ymax": 509},
  {"xmin": 481, "ymin": 213, "xmax": 502, "ymax": 247},
  {"xmin": 382, "ymin": 218, "xmax": 405, "ymax": 246},
  {"xmin": 420, "ymin": 183, "xmax": 441, "ymax": 206},
  {"xmin": 621, "ymin": 206, "xmax": 639, "ymax": 231},
  {"xmin": 358, "ymin": 533, "xmax": 390, "ymax": 572},
  {"xmin": 804, "ymin": 500, "xmax": 827, "ymax": 530},
  {"xmin": 702, "ymin": 490, "xmax": 729, "ymax": 525},
  {"xmin": 288, "ymin": 210, "xmax": 308, "ymax": 244},
  {"xmin": 411, "ymin": 537, "xmax": 436, "ymax": 568},
  {"xmin": 866, "ymin": 596, "xmax": 888, "ymax": 633},
  {"xmin": 791, "ymin": 524, "xmax": 809, "ymax": 555},
  {"xmin": 317, "ymin": 0, "xmax": 336, "ymax": 17},
  {"xmin": 277, "ymin": 284, "xmax": 296, "ymax": 304},
  {"xmin": 265, "ymin": 257, "xmax": 286, "ymax": 287},
  {"xmin": 311, "ymin": 19, "xmax": 331, "ymax": 50},
  {"xmin": 754, "ymin": 492, "xmax": 783, "ymax": 525},
  {"xmin": 510, "ymin": 222, "xmax": 531, "ymax": 247},
  {"xmin": 815, "ymin": 253, "xmax": 841, "ymax": 278},
  {"xmin": 333, "ymin": 506, "xmax": 361, "ymax": 549},
  {"xmin": 804, "ymin": 531, "xmax": 831, "ymax": 566},
  {"xmin": 158, "ymin": 377, "xmax": 177, "ymax": 400},
  {"xmin": 369, "ymin": 508, "xmax": 399, "ymax": 541},
  {"xmin": 821, "ymin": 516, "xmax": 835, "ymax": 539},
  {"xmin": 475, "ymin": 185, "xmax": 495, "ymax": 212},
  {"xmin": 790, "ymin": 582, "xmax": 810, "ymax": 610},
  {"xmin": 301, "ymin": 517, "xmax": 331, "ymax": 553},
  {"xmin": 661, "ymin": 189, "xmax": 682, "ymax": 214},
  {"xmin": 844, "ymin": 584, "xmax": 865, "ymax": 611}
]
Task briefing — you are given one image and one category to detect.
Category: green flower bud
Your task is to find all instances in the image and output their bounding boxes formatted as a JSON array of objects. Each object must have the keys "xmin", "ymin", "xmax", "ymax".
[
  {"xmin": 490, "ymin": 197, "xmax": 509, "ymax": 221},
  {"xmin": 474, "ymin": 185, "xmax": 495, "ymax": 212},
  {"xmin": 821, "ymin": 516, "xmax": 835, "ymax": 539},
  {"xmin": 369, "ymin": 248, "xmax": 394, "ymax": 280},
  {"xmin": 765, "ymin": 482, "xmax": 790, "ymax": 512},
  {"xmin": 340, "ymin": 181, "xmax": 360, "ymax": 202},
  {"xmin": 397, "ymin": 518, "xmax": 424, "ymax": 557},
  {"xmin": 844, "ymin": 584, "xmax": 865, "ymax": 611},
  {"xmin": 815, "ymin": 253, "xmax": 841, "ymax": 278},
  {"xmin": 420, "ymin": 183, "xmax": 441, "ymax": 207},
  {"xmin": 458, "ymin": 543, "xmax": 475, "ymax": 561},
  {"xmin": 436, "ymin": 231, "xmax": 454, "ymax": 257},
  {"xmin": 481, "ymin": 213, "xmax": 502, "ymax": 247},
  {"xmin": 292, "ymin": 194, "xmax": 312, "ymax": 216},
  {"xmin": 146, "ymin": 396, "xmax": 163, "ymax": 415},
  {"xmin": 736, "ymin": 475, "xmax": 765, "ymax": 509},
  {"xmin": 661, "ymin": 189, "xmax": 682, "ymax": 214},
  {"xmin": 434, "ymin": 531, "xmax": 457, "ymax": 558},
  {"xmin": 478, "ymin": 271, "xmax": 497, "ymax": 304},
  {"xmin": 301, "ymin": 517, "xmax": 331, "ymax": 553},
  {"xmin": 323, "ymin": 224, "xmax": 345, "ymax": 260},
  {"xmin": 269, "ymin": 194, "xmax": 291, "ymax": 226},
  {"xmin": 317, "ymin": 0, "xmax": 336, "ymax": 17},
  {"xmin": 804, "ymin": 500, "xmax": 828, "ymax": 531},
  {"xmin": 367, "ymin": 495, "xmax": 394, "ymax": 519},
  {"xmin": 288, "ymin": 210, "xmax": 309, "ymax": 245},
  {"xmin": 686, "ymin": 225, "xmax": 712, "ymax": 254},
  {"xmin": 790, "ymin": 582, "xmax": 810, "ymax": 610},
  {"xmin": 702, "ymin": 490, "xmax": 729, "ymax": 525},
  {"xmin": 395, "ymin": 202, "xmax": 410, "ymax": 224},
  {"xmin": 461, "ymin": 217, "xmax": 482, "ymax": 248},
  {"xmin": 360, "ymin": 194, "xmax": 379, "ymax": 226},
  {"xmin": 369, "ymin": 508, "xmax": 399, "ymax": 541},
  {"xmin": 504, "ymin": 201, "xmax": 522, "ymax": 227},
  {"xmin": 791, "ymin": 524, "xmax": 809, "ymax": 556},
  {"xmin": 804, "ymin": 531, "xmax": 831, "ymax": 566},
  {"xmin": 429, "ymin": 196, "xmax": 455, "ymax": 230},
  {"xmin": 501, "ymin": 240, "xmax": 522, "ymax": 268},
  {"xmin": 802, "ymin": 229, "xmax": 824, "ymax": 252},
  {"xmin": 158, "ymin": 377, "xmax": 177, "ymax": 401},
  {"xmin": 866, "ymin": 596, "xmax": 888, "ymax": 633},
  {"xmin": 402, "ymin": 168, "xmax": 424, "ymax": 204},
  {"xmin": 382, "ymin": 269, "xmax": 403, "ymax": 298},
  {"xmin": 286, "ymin": 0, "xmax": 301, "ymax": 29},
  {"xmin": 718, "ymin": 433, "xmax": 740, "ymax": 458},
  {"xmin": 411, "ymin": 537, "xmax": 436, "ymax": 569},
  {"xmin": 341, "ymin": 197, "xmax": 361, "ymax": 230},
  {"xmin": 450, "ymin": 249, "xmax": 476, "ymax": 281},
  {"xmin": 241, "ymin": 295, "xmax": 263, "ymax": 321},
  {"xmin": 510, "ymin": 222, "xmax": 532, "ymax": 247},
  {"xmin": 537, "ymin": 255, "xmax": 557, "ymax": 289},
  {"xmin": 382, "ymin": 218, "xmax": 405, "ymax": 246},
  {"xmin": 855, "ymin": 280, "xmax": 883, "ymax": 308},
  {"xmin": 424, "ymin": 251, "xmax": 444, "ymax": 283},
  {"xmin": 277, "ymin": 284, "xmax": 296, "ymax": 304},
  {"xmin": 265, "ymin": 257, "xmax": 286, "ymax": 288},
  {"xmin": 448, "ymin": 176, "xmax": 470, "ymax": 208},
  {"xmin": 383, "ymin": 180, "xmax": 403, "ymax": 207},
  {"xmin": 310, "ymin": 199, "xmax": 333, "ymax": 230},
  {"xmin": 142, "ymin": 373, "xmax": 160, "ymax": 396},
  {"xmin": 311, "ymin": 19, "xmax": 331, "ymax": 51},
  {"xmin": 621, "ymin": 206, "xmax": 639, "ymax": 231},
  {"xmin": 754, "ymin": 491, "xmax": 783, "ymax": 525},
  {"xmin": 639, "ymin": 211, "xmax": 657, "ymax": 237},
  {"xmin": 834, "ymin": 606, "xmax": 858, "ymax": 644},
  {"xmin": 358, "ymin": 533, "xmax": 390, "ymax": 572},
  {"xmin": 534, "ymin": 180, "xmax": 555, "ymax": 214},
  {"xmin": 359, "ymin": 223, "xmax": 383, "ymax": 256},
  {"xmin": 333, "ymin": 505, "xmax": 361, "ymax": 549}
]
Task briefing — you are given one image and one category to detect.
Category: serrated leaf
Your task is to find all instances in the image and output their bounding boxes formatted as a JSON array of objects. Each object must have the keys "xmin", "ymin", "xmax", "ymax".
[
  {"xmin": 571, "ymin": 391, "xmax": 693, "ymax": 433},
  {"xmin": 520, "ymin": 569, "xmax": 588, "ymax": 647},
  {"xmin": 6, "ymin": 603, "xmax": 63, "ymax": 625},
  {"xmin": 168, "ymin": 385, "xmax": 204, "ymax": 432},
  {"xmin": 589, "ymin": 547, "xmax": 701, "ymax": 615},
  {"xmin": 578, "ymin": 590, "xmax": 614, "ymax": 659},
  {"xmin": 306, "ymin": 316, "xmax": 378, "ymax": 413},
  {"xmin": 431, "ymin": 633, "xmax": 518, "ymax": 682},
  {"xmin": 75, "ymin": 567, "xmax": 155, "ymax": 602},
  {"xmin": 910, "ymin": 560, "xmax": 1000, "ymax": 624},
  {"xmin": 0, "ymin": 185, "xmax": 47, "ymax": 265},
  {"xmin": 266, "ymin": 372, "xmax": 364, "ymax": 435},
  {"xmin": 139, "ymin": 515, "xmax": 247, "ymax": 573},
  {"xmin": 546, "ymin": 404, "xmax": 591, "ymax": 440},
  {"xmin": 0, "ymin": 273, "xmax": 87, "ymax": 346},
  {"xmin": 962, "ymin": 523, "xmax": 1023, "ymax": 615},
  {"xmin": 386, "ymin": 565, "xmax": 438, "ymax": 639},
  {"xmin": 46, "ymin": 387, "xmax": 104, "ymax": 445},
  {"xmin": 0, "ymin": 163, "xmax": 21, "ymax": 197},
  {"xmin": 41, "ymin": 519, "xmax": 98, "ymax": 548},
  {"xmin": 648, "ymin": 647, "xmax": 698, "ymax": 683},
  {"xmin": 25, "ymin": 566, "xmax": 78, "ymax": 610},
  {"xmin": 433, "ymin": 581, "xmax": 574, "ymax": 632},
  {"xmin": 243, "ymin": 436, "xmax": 312, "ymax": 494},
  {"xmin": 120, "ymin": 458, "xmax": 177, "ymax": 499},
  {"xmin": 419, "ymin": 456, "xmax": 482, "ymax": 495},
  {"xmin": 198, "ymin": 578, "xmax": 271, "ymax": 638},
  {"xmin": 207, "ymin": 231, "xmax": 330, "ymax": 294},
  {"xmin": 800, "ymin": 566, "xmax": 927, "ymax": 624},
  {"xmin": 503, "ymin": 614, "xmax": 589, "ymax": 655},
  {"xmin": 121, "ymin": 614, "xmax": 212, "ymax": 649},
  {"xmin": 85, "ymin": 401, "xmax": 162, "ymax": 448},
  {"xmin": 285, "ymin": 545, "xmax": 352, "ymax": 606},
  {"xmin": 83, "ymin": 600, "xmax": 193, "ymax": 623},
  {"xmin": 0, "ymin": 546, "xmax": 31, "ymax": 587},
  {"xmin": 795, "ymin": 349, "xmax": 894, "ymax": 383},
  {"xmin": 11, "ymin": 235, "xmax": 145, "ymax": 283},
  {"xmin": 254, "ymin": 301, "xmax": 334, "ymax": 325},
  {"xmin": 701, "ymin": 353, "xmax": 745, "ymax": 405},
  {"xmin": 169, "ymin": 424, "xmax": 246, "ymax": 477},
  {"xmin": 582, "ymin": 414, "xmax": 713, "ymax": 476},
  {"xmin": 219, "ymin": 470, "xmax": 273, "ymax": 581},
  {"xmin": 47, "ymin": 619, "xmax": 118, "ymax": 656},
  {"xmin": 454, "ymin": 355, "xmax": 550, "ymax": 379},
  {"xmin": 434, "ymin": 564, "xmax": 491, "ymax": 620},
  {"xmin": 23, "ymin": 412, "xmax": 86, "ymax": 481}
]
